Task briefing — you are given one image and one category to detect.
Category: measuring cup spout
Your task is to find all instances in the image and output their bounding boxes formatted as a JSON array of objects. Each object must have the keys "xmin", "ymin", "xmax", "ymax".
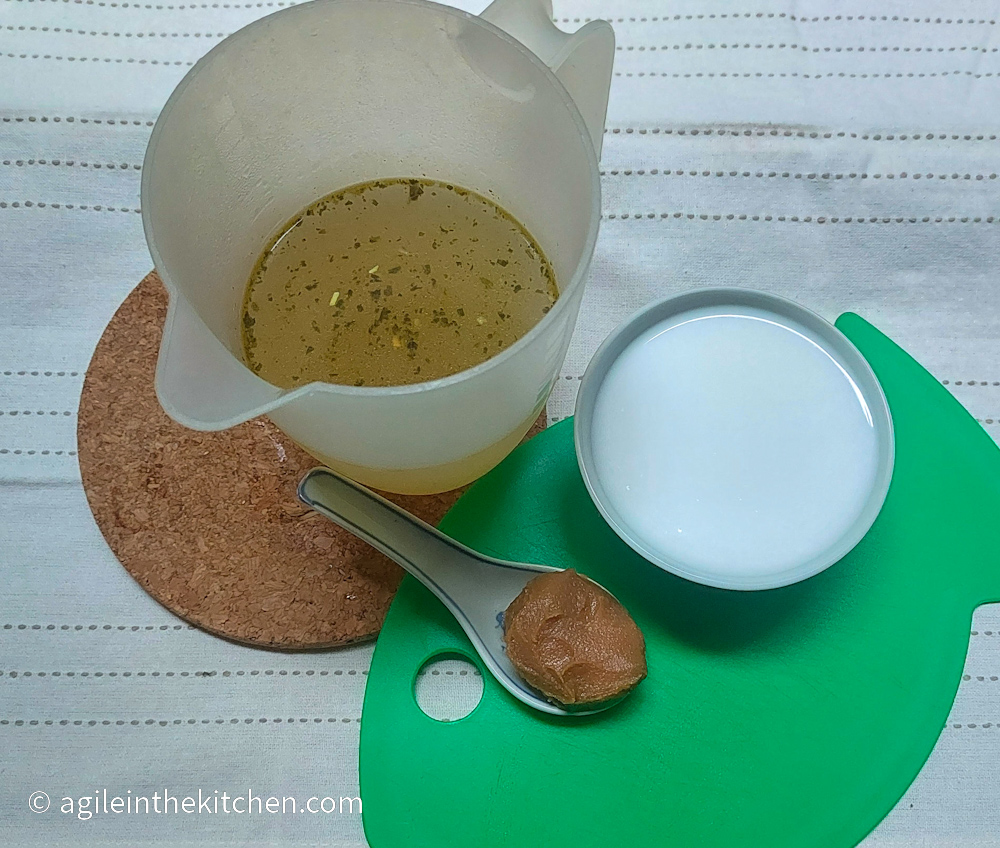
[
  {"xmin": 155, "ymin": 291, "xmax": 285, "ymax": 431},
  {"xmin": 480, "ymin": 0, "xmax": 615, "ymax": 157}
]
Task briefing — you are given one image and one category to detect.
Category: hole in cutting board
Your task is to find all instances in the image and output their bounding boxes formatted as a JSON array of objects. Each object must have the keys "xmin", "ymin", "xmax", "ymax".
[{"xmin": 414, "ymin": 652, "xmax": 484, "ymax": 722}]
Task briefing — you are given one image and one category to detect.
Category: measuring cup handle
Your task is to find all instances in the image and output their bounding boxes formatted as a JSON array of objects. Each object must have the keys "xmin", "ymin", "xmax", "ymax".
[{"xmin": 480, "ymin": 0, "xmax": 615, "ymax": 158}]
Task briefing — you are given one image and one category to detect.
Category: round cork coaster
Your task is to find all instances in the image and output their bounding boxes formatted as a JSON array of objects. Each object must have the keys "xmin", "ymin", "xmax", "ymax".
[{"xmin": 78, "ymin": 273, "xmax": 543, "ymax": 649}]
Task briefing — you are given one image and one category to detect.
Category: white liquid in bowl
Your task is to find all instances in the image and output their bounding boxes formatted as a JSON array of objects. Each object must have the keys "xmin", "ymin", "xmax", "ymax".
[{"xmin": 589, "ymin": 306, "xmax": 880, "ymax": 585}]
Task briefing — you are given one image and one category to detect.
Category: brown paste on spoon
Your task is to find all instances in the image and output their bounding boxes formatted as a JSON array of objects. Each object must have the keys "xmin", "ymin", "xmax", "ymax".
[{"xmin": 502, "ymin": 569, "xmax": 647, "ymax": 706}]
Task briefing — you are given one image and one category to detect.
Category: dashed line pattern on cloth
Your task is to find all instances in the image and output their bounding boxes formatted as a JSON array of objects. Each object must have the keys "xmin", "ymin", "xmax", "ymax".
[
  {"xmin": 3, "ymin": 25, "xmax": 227, "ymax": 36},
  {"xmin": 0, "ymin": 201, "xmax": 141, "ymax": 211},
  {"xmin": 0, "ymin": 450, "xmax": 78, "ymax": 456},
  {"xmin": 2, "ymin": 158, "xmax": 142, "ymax": 169},
  {"xmin": 0, "ymin": 669, "xmax": 369, "ymax": 677},
  {"xmin": 0, "ymin": 370, "xmax": 80, "ymax": 376},
  {"xmin": 2, "ymin": 623, "xmax": 196, "ymax": 630},
  {"xmin": 0, "ymin": 410, "xmax": 74, "ymax": 415},
  {"xmin": 2, "ymin": 0, "xmax": 298, "ymax": 7},
  {"xmin": 2, "ymin": 52, "xmax": 193, "ymax": 65},
  {"xmin": 618, "ymin": 43, "xmax": 1000, "ymax": 52},
  {"xmin": 0, "ymin": 116, "xmax": 154, "ymax": 125},
  {"xmin": 602, "ymin": 169, "xmax": 1000, "ymax": 180},
  {"xmin": 0, "ymin": 717, "xmax": 362, "ymax": 725},
  {"xmin": 558, "ymin": 13, "xmax": 1000, "ymax": 25},
  {"xmin": 602, "ymin": 211, "xmax": 1000, "ymax": 223},
  {"xmin": 605, "ymin": 127, "xmax": 1000, "ymax": 140},
  {"xmin": 616, "ymin": 70, "xmax": 1000, "ymax": 79},
  {"xmin": 0, "ymin": 667, "xmax": 480, "ymax": 677},
  {"xmin": 942, "ymin": 380, "xmax": 1000, "ymax": 386}
]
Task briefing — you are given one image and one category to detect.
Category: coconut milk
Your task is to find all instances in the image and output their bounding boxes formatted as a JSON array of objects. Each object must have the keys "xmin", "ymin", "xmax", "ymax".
[{"xmin": 590, "ymin": 305, "xmax": 880, "ymax": 583}]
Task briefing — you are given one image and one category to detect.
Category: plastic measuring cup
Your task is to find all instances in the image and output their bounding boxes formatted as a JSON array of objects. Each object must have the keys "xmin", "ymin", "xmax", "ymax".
[{"xmin": 141, "ymin": 0, "xmax": 614, "ymax": 494}]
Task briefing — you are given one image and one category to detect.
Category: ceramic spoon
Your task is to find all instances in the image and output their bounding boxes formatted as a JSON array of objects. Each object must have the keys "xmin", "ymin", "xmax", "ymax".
[{"xmin": 297, "ymin": 466, "xmax": 626, "ymax": 717}]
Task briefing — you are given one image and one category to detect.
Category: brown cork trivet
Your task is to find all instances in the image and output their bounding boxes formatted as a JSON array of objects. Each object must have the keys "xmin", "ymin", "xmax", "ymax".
[{"xmin": 78, "ymin": 272, "xmax": 544, "ymax": 649}]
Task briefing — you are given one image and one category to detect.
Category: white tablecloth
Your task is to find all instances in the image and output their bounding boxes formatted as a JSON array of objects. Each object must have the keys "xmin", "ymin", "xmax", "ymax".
[{"xmin": 2, "ymin": 0, "xmax": 999, "ymax": 844}]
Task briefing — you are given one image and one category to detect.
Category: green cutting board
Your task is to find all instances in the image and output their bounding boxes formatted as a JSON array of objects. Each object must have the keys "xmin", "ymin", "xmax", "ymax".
[{"xmin": 360, "ymin": 314, "xmax": 1000, "ymax": 848}]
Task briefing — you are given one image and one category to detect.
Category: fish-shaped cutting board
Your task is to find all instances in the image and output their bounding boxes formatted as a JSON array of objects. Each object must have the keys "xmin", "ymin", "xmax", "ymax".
[{"xmin": 360, "ymin": 314, "xmax": 1000, "ymax": 848}]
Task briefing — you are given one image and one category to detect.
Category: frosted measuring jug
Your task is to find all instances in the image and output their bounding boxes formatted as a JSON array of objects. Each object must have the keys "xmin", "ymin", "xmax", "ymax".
[{"xmin": 142, "ymin": 0, "xmax": 614, "ymax": 494}]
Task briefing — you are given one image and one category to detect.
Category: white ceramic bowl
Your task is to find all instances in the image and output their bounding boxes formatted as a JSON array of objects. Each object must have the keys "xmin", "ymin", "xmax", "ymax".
[{"xmin": 574, "ymin": 288, "xmax": 894, "ymax": 591}]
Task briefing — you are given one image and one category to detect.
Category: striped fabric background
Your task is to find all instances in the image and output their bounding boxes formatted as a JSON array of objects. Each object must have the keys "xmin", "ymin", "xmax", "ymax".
[{"xmin": 2, "ymin": 0, "xmax": 999, "ymax": 844}]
